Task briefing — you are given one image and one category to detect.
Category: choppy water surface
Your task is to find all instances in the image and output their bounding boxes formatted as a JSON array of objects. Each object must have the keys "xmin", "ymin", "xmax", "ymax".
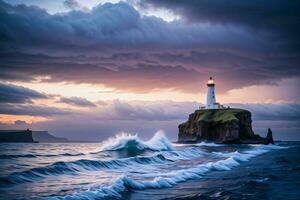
[{"xmin": 0, "ymin": 131, "xmax": 299, "ymax": 200}]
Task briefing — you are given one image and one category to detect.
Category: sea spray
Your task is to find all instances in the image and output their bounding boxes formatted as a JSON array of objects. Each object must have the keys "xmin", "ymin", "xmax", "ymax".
[{"xmin": 97, "ymin": 130, "xmax": 173, "ymax": 152}]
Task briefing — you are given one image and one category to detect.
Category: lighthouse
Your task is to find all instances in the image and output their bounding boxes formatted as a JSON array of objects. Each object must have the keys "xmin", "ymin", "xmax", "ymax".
[{"xmin": 206, "ymin": 77, "xmax": 218, "ymax": 109}]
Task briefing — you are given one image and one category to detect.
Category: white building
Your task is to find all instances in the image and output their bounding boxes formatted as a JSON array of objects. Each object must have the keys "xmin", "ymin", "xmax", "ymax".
[{"xmin": 205, "ymin": 77, "xmax": 222, "ymax": 109}]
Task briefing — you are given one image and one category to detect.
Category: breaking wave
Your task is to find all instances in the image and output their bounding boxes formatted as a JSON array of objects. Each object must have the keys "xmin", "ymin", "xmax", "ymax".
[
  {"xmin": 0, "ymin": 147, "xmax": 205, "ymax": 186},
  {"xmin": 0, "ymin": 131, "xmax": 289, "ymax": 200},
  {"xmin": 49, "ymin": 144, "xmax": 286, "ymax": 200},
  {"xmin": 0, "ymin": 154, "xmax": 169, "ymax": 185},
  {"xmin": 97, "ymin": 130, "xmax": 173, "ymax": 152}
]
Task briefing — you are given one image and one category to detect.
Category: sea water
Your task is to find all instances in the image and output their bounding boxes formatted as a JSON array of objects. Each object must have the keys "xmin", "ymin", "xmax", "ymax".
[{"xmin": 0, "ymin": 131, "xmax": 299, "ymax": 200}]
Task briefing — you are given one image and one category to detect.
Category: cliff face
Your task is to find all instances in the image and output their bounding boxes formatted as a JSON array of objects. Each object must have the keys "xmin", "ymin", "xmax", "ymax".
[
  {"xmin": 0, "ymin": 129, "xmax": 36, "ymax": 143},
  {"xmin": 178, "ymin": 109, "xmax": 273, "ymax": 144}
]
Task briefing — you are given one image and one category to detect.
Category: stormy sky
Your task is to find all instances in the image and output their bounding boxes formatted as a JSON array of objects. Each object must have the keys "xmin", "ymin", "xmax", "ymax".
[{"xmin": 0, "ymin": 0, "xmax": 299, "ymax": 141}]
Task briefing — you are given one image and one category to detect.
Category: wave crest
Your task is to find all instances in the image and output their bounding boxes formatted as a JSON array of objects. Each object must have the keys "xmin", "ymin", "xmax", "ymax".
[
  {"xmin": 51, "ymin": 144, "xmax": 287, "ymax": 199},
  {"xmin": 98, "ymin": 130, "xmax": 173, "ymax": 152}
]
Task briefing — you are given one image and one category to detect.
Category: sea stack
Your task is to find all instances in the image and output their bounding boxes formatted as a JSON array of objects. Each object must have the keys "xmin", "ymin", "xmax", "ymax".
[{"xmin": 178, "ymin": 77, "xmax": 274, "ymax": 144}]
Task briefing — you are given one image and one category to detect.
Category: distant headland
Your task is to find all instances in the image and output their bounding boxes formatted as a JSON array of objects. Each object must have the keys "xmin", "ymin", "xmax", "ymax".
[
  {"xmin": 178, "ymin": 77, "xmax": 274, "ymax": 144},
  {"xmin": 0, "ymin": 129, "xmax": 36, "ymax": 143},
  {"xmin": 0, "ymin": 129, "xmax": 97, "ymax": 143},
  {"xmin": 0, "ymin": 130, "xmax": 68, "ymax": 143}
]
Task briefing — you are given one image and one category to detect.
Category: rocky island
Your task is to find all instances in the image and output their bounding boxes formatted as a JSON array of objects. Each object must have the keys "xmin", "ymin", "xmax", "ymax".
[
  {"xmin": 178, "ymin": 108, "xmax": 274, "ymax": 144},
  {"xmin": 178, "ymin": 77, "xmax": 274, "ymax": 144}
]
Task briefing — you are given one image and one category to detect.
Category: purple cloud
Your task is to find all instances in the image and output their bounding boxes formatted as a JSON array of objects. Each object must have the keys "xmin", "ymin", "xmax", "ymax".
[
  {"xmin": 58, "ymin": 96, "xmax": 96, "ymax": 107},
  {"xmin": 0, "ymin": 82, "xmax": 48, "ymax": 103}
]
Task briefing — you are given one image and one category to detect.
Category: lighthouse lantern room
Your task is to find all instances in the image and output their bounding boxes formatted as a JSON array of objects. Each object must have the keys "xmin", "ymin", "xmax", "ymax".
[{"xmin": 205, "ymin": 77, "xmax": 221, "ymax": 109}]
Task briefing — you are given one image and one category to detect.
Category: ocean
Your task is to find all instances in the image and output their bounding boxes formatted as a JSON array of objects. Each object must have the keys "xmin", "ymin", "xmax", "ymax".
[{"xmin": 0, "ymin": 131, "xmax": 299, "ymax": 200}]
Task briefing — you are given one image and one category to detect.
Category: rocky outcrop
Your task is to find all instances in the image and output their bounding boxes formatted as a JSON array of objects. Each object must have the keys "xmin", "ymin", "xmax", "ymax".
[
  {"xmin": 178, "ymin": 108, "xmax": 274, "ymax": 144},
  {"xmin": 266, "ymin": 128, "xmax": 274, "ymax": 144},
  {"xmin": 0, "ymin": 129, "xmax": 36, "ymax": 143}
]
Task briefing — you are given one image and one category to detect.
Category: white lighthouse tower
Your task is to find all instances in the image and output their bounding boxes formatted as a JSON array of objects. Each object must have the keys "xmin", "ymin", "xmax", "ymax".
[{"xmin": 206, "ymin": 77, "xmax": 218, "ymax": 109}]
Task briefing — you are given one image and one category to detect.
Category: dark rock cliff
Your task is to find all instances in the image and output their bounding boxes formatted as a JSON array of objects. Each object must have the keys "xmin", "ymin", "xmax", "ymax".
[
  {"xmin": 178, "ymin": 108, "xmax": 274, "ymax": 144},
  {"xmin": 0, "ymin": 129, "xmax": 36, "ymax": 143}
]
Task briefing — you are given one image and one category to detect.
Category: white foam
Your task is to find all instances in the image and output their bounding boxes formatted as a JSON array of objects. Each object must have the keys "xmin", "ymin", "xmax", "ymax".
[
  {"xmin": 173, "ymin": 142, "xmax": 223, "ymax": 147},
  {"xmin": 145, "ymin": 130, "xmax": 174, "ymax": 151},
  {"xmin": 53, "ymin": 142, "xmax": 284, "ymax": 199},
  {"xmin": 194, "ymin": 142, "xmax": 224, "ymax": 147},
  {"xmin": 161, "ymin": 147, "xmax": 205, "ymax": 161},
  {"xmin": 97, "ymin": 130, "xmax": 173, "ymax": 152},
  {"xmin": 50, "ymin": 154, "xmax": 247, "ymax": 199}
]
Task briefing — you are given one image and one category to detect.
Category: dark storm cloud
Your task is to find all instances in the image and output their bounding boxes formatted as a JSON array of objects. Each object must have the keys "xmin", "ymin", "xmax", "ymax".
[
  {"xmin": 0, "ymin": 82, "xmax": 47, "ymax": 103},
  {"xmin": 0, "ymin": 0, "xmax": 266, "ymax": 51},
  {"xmin": 143, "ymin": 0, "xmax": 300, "ymax": 50},
  {"xmin": 0, "ymin": 0, "xmax": 299, "ymax": 93},
  {"xmin": 0, "ymin": 52, "xmax": 203, "ymax": 92},
  {"xmin": 1, "ymin": 50, "xmax": 299, "ymax": 93},
  {"xmin": 0, "ymin": 103, "xmax": 74, "ymax": 116},
  {"xmin": 150, "ymin": 50, "xmax": 300, "ymax": 91},
  {"xmin": 58, "ymin": 96, "xmax": 96, "ymax": 107}
]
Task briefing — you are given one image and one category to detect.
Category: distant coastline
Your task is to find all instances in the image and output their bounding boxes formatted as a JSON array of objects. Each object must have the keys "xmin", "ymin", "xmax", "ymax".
[
  {"xmin": 0, "ymin": 129, "xmax": 95, "ymax": 143},
  {"xmin": 0, "ymin": 129, "xmax": 36, "ymax": 143}
]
